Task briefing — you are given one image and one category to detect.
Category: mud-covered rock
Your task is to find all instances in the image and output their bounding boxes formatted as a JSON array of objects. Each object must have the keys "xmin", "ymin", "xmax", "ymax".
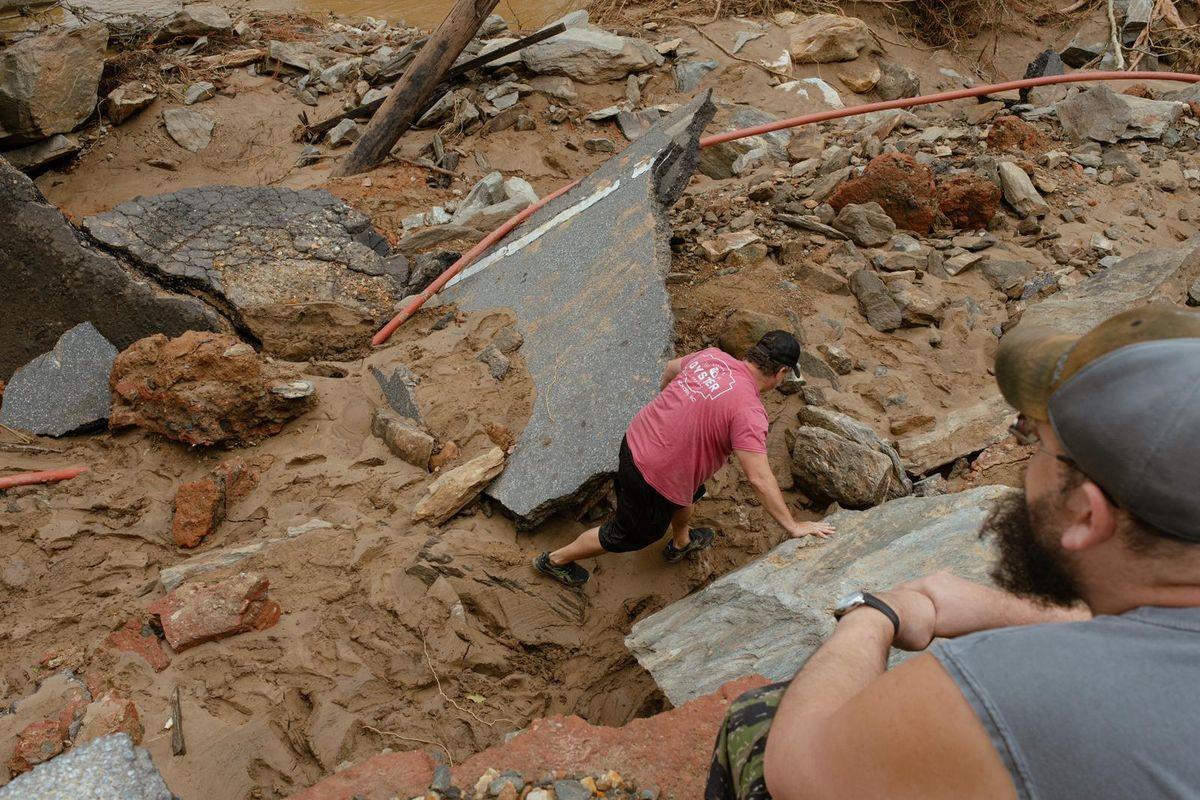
[
  {"xmin": 832, "ymin": 202, "xmax": 896, "ymax": 247},
  {"xmin": 937, "ymin": 174, "xmax": 1001, "ymax": 230},
  {"xmin": 849, "ymin": 270, "xmax": 902, "ymax": 332},
  {"xmin": 83, "ymin": 186, "xmax": 401, "ymax": 360},
  {"xmin": 787, "ymin": 14, "xmax": 871, "ymax": 63},
  {"xmin": 791, "ymin": 426, "xmax": 894, "ymax": 507},
  {"xmin": 109, "ymin": 332, "xmax": 315, "ymax": 446},
  {"xmin": 828, "ymin": 153, "xmax": 938, "ymax": 233},
  {"xmin": 412, "ymin": 447, "xmax": 505, "ymax": 526},
  {"xmin": 74, "ymin": 693, "xmax": 142, "ymax": 746},
  {"xmin": 148, "ymin": 572, "xmax": 280, "ymax": 651},
  {"xmin": 985, "ymin": 116, "xmax": 1049, "ymax": 154},
  {"xmin": 0, "ymin": 23, "xmax": 107, "ymax": 145},
  {"xmin": 717, "ymin": 310, "xmax": 790, "ymax": 359},
  {"xmin": 172, "ymin": 457, "xmax": 263, "ymax": 547}
]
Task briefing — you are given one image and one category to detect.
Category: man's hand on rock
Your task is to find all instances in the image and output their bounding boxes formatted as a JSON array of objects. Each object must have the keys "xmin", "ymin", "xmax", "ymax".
[{"xmin": 789, "ymin": 520, "xmax": 836, "ymax": 539}]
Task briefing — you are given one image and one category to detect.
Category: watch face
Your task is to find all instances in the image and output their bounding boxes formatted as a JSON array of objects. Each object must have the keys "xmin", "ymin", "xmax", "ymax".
[{"xmin": 834, "ymin": 591, "xmax": 866, "ymax": 616}]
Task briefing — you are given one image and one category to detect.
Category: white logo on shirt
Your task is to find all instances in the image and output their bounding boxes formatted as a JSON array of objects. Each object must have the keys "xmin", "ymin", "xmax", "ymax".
[{"xmin": 681, "ymin": 355, "xmax": 736, "ymax": 400}]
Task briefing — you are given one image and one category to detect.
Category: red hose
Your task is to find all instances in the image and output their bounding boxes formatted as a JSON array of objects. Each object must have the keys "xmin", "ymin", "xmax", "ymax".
[
  {"xmin": 0, "ymin": 467, "xmax": 88, "ymax": 490},
  {"xmin": 372, "ymin": 69, "xmax": 1199, "ymax": 344}
]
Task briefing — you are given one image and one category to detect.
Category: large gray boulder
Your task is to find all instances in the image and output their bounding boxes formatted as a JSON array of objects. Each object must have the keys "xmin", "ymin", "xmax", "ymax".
[
  {"xmin": 0, "ymin": 733, "xmax": 174, "ymax": 799},
  {"xmin": 439, "ymin": 93, "xmax": 716, "ymax": 527},
  {"xmin": 1020, "ymin": 237, "xmax": 1200, "ymax": 333},
  {"xmin": 0, "ymin": 23, "xmax": 107, "ymax": 145},
  {"xmin": 0, "ymin": 322, "xmax": 117, "ymax": 436},
  {"xmin": 521, "ymin": 26, "xmax": 663, "ymax": 84},
  {"xmin": 791, "ymin": 427, "xmax": 894, "ymax": 508},
  {"xmin": 0, "ymin": 157, "xmax": 224, "ymax": 381},
  {"xmin": 1055, "ymin": 85, "xmax": 1185, "ymax": 143},
  {"xmin": 626, "ymin": 485, "xmax": 1017, "ymax": 704},
  {"xmin": 82, "ymin": 186, "xmax": 404, "ymax": 360}
]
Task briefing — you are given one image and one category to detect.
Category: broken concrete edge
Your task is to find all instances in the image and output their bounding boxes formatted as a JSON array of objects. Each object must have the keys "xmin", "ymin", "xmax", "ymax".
[{"xmin": 441, "ymin": 93, "xmax": 716, "ymax": 529}]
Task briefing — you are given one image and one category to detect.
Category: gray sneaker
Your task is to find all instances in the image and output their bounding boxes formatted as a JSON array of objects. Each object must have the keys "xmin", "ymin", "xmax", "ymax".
[{"xmin": 663, "ymin": 527, "xmax": 715, "ymax": 563}]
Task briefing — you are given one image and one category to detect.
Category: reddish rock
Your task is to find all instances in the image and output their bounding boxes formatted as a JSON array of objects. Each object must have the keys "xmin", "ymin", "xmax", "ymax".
[
  {"xmin": 827, "ymin": 153, "xmax": 938, "ymax": 234},
  {"xmin": 9, "ymin": 719, "xmax": 63, "ymax": 775},
  {"xmin": 55, "ymin": 683, "xmax": 91, "ymax": 739},
  {"xmin": 172, "ymin": 457, "xmax": 265, "ymax": 548},
  {"xmin": 936, "ymin": 174, "xmax": 1002, "ymax": 231},
  {"xmin": 148, "ymin": 571, "xmax": 281, "ymax": 652},
  {"xmin": 74, "ymin": 692, "xmax": 143, "ymax": 745},
  {"xmin": 103, "ymin": 618, "xmax": 172, "ymax": 671},
  {"xmin": 109, "ymin": 331, "xmax": 315, "ymax": 447},
  {"xmin": 985, "ymin": 116, "xmax": 1049, "ymax": 154},
  {"xmin": 1122, "ymin": 84, "xmax": 1153, "ymax": 98},
  {"xmin": 291, "ymin": 676, "xmax": 769, "ymax": 800}
]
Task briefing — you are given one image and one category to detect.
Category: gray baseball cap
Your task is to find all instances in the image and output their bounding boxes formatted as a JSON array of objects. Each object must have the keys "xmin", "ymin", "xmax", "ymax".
[{"xmin": 995, "ymin": 305, "xmax": 1200, "ymax": 542}]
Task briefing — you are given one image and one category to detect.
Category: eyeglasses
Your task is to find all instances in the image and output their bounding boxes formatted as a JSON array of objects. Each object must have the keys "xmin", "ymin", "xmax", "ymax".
[{"xmin": 1009, "ymin": 414, "xmax": 1120, "ymax": 505}]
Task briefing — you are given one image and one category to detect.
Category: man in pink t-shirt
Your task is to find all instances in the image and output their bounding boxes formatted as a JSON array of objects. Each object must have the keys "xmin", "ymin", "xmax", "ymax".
[{"xmin": 534, "ymin": 330, "xmax": 836, "ymax": 587}]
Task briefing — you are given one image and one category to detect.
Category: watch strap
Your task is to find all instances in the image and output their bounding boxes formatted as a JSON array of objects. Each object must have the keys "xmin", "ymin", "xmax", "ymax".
[{"xmin": 859, "ymin": 592, "xmax": 901, "ymax": 639}]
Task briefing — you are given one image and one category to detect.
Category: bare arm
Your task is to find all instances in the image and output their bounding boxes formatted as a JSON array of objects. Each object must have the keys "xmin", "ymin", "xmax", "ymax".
[
  {"xmin": 763, "ymin": 591, "xmax": 1017, "ymax": 800},
  {"xmin": 735, "ymin": 449, "xmax": 835, "ymax": 539},
  {"xmin": 659, "ymin": 357, "xmax": 683, "ymax": 391},
  {"xmin": 899, "ymin": 571, "xmax": 1091, "ymax": 636}
]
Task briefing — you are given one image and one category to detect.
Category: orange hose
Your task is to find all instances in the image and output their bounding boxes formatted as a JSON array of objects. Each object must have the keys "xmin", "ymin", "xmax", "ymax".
[
  {"xmin": 372, "ymin": 69, "xmax": 1199, "ymax": 344},
  {"xmin": 0, "ymin": 467, "xmax": 88, "ymax": 490}
]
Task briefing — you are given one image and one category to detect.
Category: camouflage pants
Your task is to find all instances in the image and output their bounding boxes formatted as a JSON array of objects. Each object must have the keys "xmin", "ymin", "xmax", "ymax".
[{"xmin": 705, "ymin": 682, "xmax": 789, "ymax": 800}]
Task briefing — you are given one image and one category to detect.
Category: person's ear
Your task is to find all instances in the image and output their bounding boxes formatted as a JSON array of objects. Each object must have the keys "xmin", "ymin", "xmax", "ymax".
[{"xmin": 1060, "ymin": 482, "xmax": 1118, "ymax": 552}]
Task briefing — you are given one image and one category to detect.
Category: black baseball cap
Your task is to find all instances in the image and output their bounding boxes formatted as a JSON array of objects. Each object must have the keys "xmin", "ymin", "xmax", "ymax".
[{"xmin": 752, "ymin": 330, "xmax": 801, "ymax": 374}]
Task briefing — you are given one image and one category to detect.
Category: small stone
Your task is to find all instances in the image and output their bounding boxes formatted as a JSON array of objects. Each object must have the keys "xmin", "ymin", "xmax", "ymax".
[
  {"xmin": 477, "ymin": 344, "xmax": 511, "ymax": 379},
  {"xmin": 700, "ymin": 230, "xmax": 762, "ymax": 262},
  {"xmin": 584, "ymin": 137, "xmax": 615, "ymax": 153},
  {"xmin": 944, "ymin": 251, "xmax": 985, "ymax": 276},
  {"xmin": 411, "ymin": 448, "xmax": 506, "ymax": 525},
  {"xmin": 326, "ymin": 118, "xmax": 360, "ymax": 147},
  {"xmin": 183, "ymin": 81, "xmax": 216, "ymax": 105},
  {"xmin": 371, "ymin": 409, "xmax": 435, "ymax": 469},
  {"xmin": 553, "ymin": 780, "xmax": 593, "ymax": 800},
  {"xmin": 488, "ymin": 770, "xmax": 524, "ymax": 796},
  {"xmin": 162, "ymin": 107, "xmax": 214, "ymax": 152},
  {"xmin": 832, "ymin": 202, "xmax": 896, "ymax": 247},
  {"xmin": 147, "ymin": 572, "xmax": 281, "ymax": 651}
]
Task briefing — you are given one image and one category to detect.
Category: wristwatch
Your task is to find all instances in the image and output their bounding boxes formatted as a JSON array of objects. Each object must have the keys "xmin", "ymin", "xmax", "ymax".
[{"xmin": 833, "ymin": 591, "xmax": 900, "ymax": 638}]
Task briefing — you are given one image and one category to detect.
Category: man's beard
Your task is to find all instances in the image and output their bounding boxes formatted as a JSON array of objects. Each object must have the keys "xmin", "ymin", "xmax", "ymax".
[{"xmin": 980, "ymin": 492, "xmax": 1084, "ymax": 607}]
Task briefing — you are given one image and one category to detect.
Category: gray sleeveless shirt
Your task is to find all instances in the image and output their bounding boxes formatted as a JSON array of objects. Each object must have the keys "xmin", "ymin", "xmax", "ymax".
[{"xmin": 932, "ymin": 606, "xmax": 1200, "ymax": 800}]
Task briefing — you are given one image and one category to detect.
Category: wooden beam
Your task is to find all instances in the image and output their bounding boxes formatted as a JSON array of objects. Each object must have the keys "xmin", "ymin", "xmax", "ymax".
[{"xmin": 331, "ymin": 0, "xmax": 500, "ymax": 177}]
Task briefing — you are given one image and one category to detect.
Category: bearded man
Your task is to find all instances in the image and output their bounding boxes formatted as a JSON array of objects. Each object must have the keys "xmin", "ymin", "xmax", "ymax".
[{"xmin": 705, "ymin": 304, "xmax": 1200, "ymax": 800}]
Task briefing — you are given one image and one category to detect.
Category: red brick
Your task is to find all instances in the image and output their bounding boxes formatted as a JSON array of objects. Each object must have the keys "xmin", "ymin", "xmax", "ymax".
[
  {"xmin": 985, "ymin": 116, "xmax": 1049, "ymax": 154},
  {"xmin": 937, "ymin": 174, "xmax": 1001, "ymax": 231},
  {"xmin": 828, "ymin": 153, "xmax": 938, "ymax": 234},
  {"xmin": 292, "ymin": 676, "xmax": 769, "ymax": 800},
  {"xmin": 148, "ymin": 572, "xmax": 281, "ymax": 652},
  {"xmin": 103, "ymin": 618, "xmax": 172, "ymax": 672},
  {"xmin": 173, "ymin": 477, "xmax": 224, "ymax": 548},
  {"xmin": 9, "ymin": 719, "xmax": 63, "ymax": 775},
  {"xmin": 55, "ymin": 683, "xmax": 91, "ymax": 740},
  {"xmin": 75, "ymin": 692, "xmax": 143, "ymax": 745}
]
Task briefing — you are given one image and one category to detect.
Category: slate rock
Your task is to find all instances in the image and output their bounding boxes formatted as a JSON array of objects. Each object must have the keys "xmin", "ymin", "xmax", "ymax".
[
  {"xmin": 326, "ymin": 118, "xmax": 360, "ymax": 147},
  {"xmin": 0, "ymin": 157, "xmax": 224, "ymax": 381},
  {"xmin": 0, "ymin": 322, "xmax": 117, "ymax": 437},
  {"xmin": 1020, "ymin": 237, "xmax": 1200, "ymax": 333},
  {"xmin": 371, "ymin": 364, "xmax": 422, "ymax": 420},
  {"xmin": 520, "ymin": 26, "xmax": 664, "ymax": 84},
  {"xmin": 888, "ymin": 279, "xmax": 944, "ymax": 327},
  {"xmin": 103, "ymin": 82, "xmax": 157, "ymax": 125},
  {"xmin": 1, "ymin": 134, "xmax": 79, "ymax": 173},
  {"xmin": 83, "ymin": 186, "xmax": 400, "ymax": 360},
  {"xmin": 153, "ymin": 2, "xmax": 231, "ymax": 40},
  {"xmin": 627, "ymin": 486, "xmax": 1018, "ymax": 704},
  {"xmin": 1059, "ymin": 34, "xmax": 1106, "ymax": 68},
  {"xmin": 439, "ymin": 94, "xmax": 716, "ymax": 526},
  {"xmin": 895, "ymin": 393, "xmax": 1013, "ymax": 473},
  {"xmin": 832, "ymin": 202, "xmax": 896, "ymax": 247},
  {"xmin": 982, "ymin": 260, "xmax": 1032, "ymax": 299},
  {"xmin": 788, "ymin": 14, "xmax": 871, "ymax": 63},
  {"xmin": 162, "ymin": 108, "xmax": 214, "ymax": 152},
  {"xmin": 791, "ymin": 426, "xmax": 894, "ymax": 508},
  {"xmin": 0, "ymin": 23, "xmax": 107, "ymax": 145},
  {"xmin": 849, "ymin": 270, "xmax": 902, "ymax": 332},
  {"xmin": 997, "ymin": 161, "xmax": 1049, "ymax": 218},
  {"xmin": 698, "ymin": 107, "xmax": 789, "ymax": 180},
  {"xmin": 183, "ymin": 81, "xmax": 216, "ymax": 106},
  {"xmin": 674, "ymin": 59, "xmax": 718, "ymax": 92},
  {"xmin": 798, "ymin": 405, "xmax": 911, "ymax": 497},
  {"xmin": 1055, "ymin": 85, "xmax": 1185, "ymax": 143},
  {"xmin": 0, "ymin": 734, "xmax": 174, "ymax": 799},
  {"xmin": 875, "ymin": 61, "xmax": 920, "ymax": 101},
  {"xmin": 109, "ymin": 332, "xmax": 315, "ymax": 446}
]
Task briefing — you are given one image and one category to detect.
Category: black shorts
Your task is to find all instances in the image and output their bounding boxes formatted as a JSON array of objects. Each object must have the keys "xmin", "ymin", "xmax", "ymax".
[{"xmin": 598, "ymin": 437, "xmax": 705, "ymax": 553}]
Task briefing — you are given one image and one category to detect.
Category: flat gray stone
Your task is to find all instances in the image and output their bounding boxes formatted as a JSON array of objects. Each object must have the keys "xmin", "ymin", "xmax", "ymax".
[
  {"xmin": 626, "ymin": 485, "xmax": 1017, "ymax": 705},
  {"xmin": 520, "ymin": 25, "xmax": 664, "ymax": 84},
  {"xmin": 371, "ymin": 364, "xmax": 421, "ymax": 421},
  {"xmin": 439, "ymin": 93, "xmax": 716, "ymax": 526},
  {"xmin": 162, "ymin": 107, "xmax": 214, "ymax": 152},
  {"xmin": 1021, "ymin": 237, "xmax": 1200, "ymax": 333},
  {"xmin": 0, "ymin": 733, "xmax": 174, "ymax": 799},
  {"xmin": 1, "ymin": 134, "xmax": 79, "ymax": 173},
  {"xmin": 0, "ymin": 157, "xmax": 224, "ymax": 381},
  {"xmin": 0, "ymin": 322, "xmax": 116, "ymax": 436},
  {"xmin": 82, "ymin": 186, "xmax": 402, "ymax": 360},
  {"xmin": 1055, "ymin": 85, "xmax": 1185, "ymax": 143},
  {"xmin": 674, "ymin": 59, "xmax": 718, "ymax": 92}
]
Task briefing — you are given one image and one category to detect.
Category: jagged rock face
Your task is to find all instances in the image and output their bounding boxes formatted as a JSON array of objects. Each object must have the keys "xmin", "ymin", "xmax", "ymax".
[
  {"xmin": 626, "ymin": 486, "xmax": 1017, "ymax": 705},
  {"xmin": 520, "ymin": 26, "xmax": 664, "ymax": 84},
  {"xmin": 108, "ymin": 331, "xmax": 316, "ymax": 446},
  {"xmin": 440, "ymin": 93, "xmax": 716, "ymax": 527},
  {"xmin": 82, "ymin": 186, "xmax": 404, "ymax": 360},
  {"xmin": 0, "ymin": 23, "xmax": 107, "ymax": 145},
  {"xmin": 0, "ymin": 156, "xmax": 225, "ymax": 381},
  {"xmin": 1020, "ymin": 237, "xmax": 1200, "ymax": 333}
]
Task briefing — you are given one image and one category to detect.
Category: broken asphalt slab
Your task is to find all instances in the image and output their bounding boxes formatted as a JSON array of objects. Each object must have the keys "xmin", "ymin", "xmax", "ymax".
[
  {"xmin": 0, "ymin": 322, "xmax": 117, "ymax": 437},
  {"xmin": 0, "ymin": 733, "xmax": 175, "ymax": 799},
  {"xmin": 82, "ymin": 186, "xmax": 404, "ymax": 360},
  {"xmin": 626, "ymin": 486, "xmax": 1016, "ymax": 705},
  {"xmin": 438, "ymin": 92, "xmax": 716, "ymax": 527},
  {"xmin": 0, "ymin": 156, "xmax": 224, "ymax": 381}
]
